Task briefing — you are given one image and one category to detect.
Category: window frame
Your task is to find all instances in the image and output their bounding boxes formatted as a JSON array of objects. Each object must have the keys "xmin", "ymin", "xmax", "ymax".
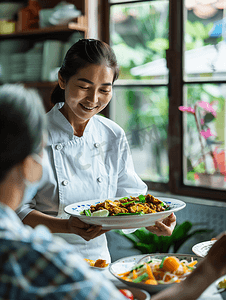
[{"xmin": 98, "ymin": 0, "xmax": 226, "ymax": 202}]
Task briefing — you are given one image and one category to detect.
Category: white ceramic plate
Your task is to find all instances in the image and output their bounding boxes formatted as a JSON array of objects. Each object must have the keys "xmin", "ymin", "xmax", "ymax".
[
  {"xmin": 109, "ymin": 253, "xmax": 202, "ymax": 294},
  {"xmin": 64, "ymin": 197, "xmax": 186, "ymax": 230},
  {"xmin": 192, "ymin": 240, "xmax": 216, "ymax": 257},
  {"xmin": 90, "ymin": 265, "xmax": 109, "ymax": 272}
]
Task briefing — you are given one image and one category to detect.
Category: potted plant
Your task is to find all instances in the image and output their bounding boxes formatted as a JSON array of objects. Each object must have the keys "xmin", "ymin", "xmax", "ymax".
[
  {"xmin": 179, "ymin": 100, "xmax": 225, "ymax": 188},
  {"xmin": 115, "ymin": 221, "xmax": 212, "ymax": 254}
]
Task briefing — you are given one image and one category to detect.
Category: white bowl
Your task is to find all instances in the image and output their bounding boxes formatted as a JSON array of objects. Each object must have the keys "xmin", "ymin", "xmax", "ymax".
[
  {"xmin": 110, "ymin": 253, "xmax": 202, "ymax": 294},
  {"xmin": 0, "ymin": 3, "xmax": 24, "ymax": 19}
]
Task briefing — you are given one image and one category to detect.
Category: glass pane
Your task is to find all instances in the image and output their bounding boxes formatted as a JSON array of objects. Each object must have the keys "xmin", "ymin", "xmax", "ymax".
[
  {"xmin": 111, "ymin": 86, "xmax": 169, "ymax": 183},
  {"xmin": 184, "ymin": 1, "xmax": 226, "ymax": 81},
  {"xmin": 110, "ymin": 1, "xmax": 169, "ymax": 82},
  {"xmin": 182, "ymin": 83, "xmax": 226, "ymax": 190}
]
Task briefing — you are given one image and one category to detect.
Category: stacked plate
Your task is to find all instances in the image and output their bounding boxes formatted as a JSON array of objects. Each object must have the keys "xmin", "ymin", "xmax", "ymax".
[
  {"xmin": 11, "ymin": 53, "xmax": 26, "ymax": 82},
  {"xmin": 0, "ymin": 54, "xmax": 11, "ymax": 83},
  {"xmin": 25, "ymin": 42, "xmax": 43, "ymax": 82}
]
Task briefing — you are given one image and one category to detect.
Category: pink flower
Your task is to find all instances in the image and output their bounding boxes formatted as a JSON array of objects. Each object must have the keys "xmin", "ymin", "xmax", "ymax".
[
  {"xmin": 200, "ymin": 128, "xmax": 215, "ymax": 139},
  {"xmin": 178, "ymin": 106, "xmax": 195, "ymax": 114},
  {"xmin": 200, "ymin": 118, "xmax": 204, "ymax": 125},
  {"xmin": 194, "ymin": 173, "xmax": 199, "ymax": 180},
  {"xmin": 197, "ymin": 101, "xmax": 217, "ymax": 117},
  {"xmin": 213, "ymin": 149, "xmax": 226, "ymax": 176}
]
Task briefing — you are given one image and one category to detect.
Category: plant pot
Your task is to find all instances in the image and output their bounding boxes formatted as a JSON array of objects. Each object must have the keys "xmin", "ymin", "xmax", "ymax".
[{"xmin": 196, "ymin": 172, "xmax": 225, "ymax": 189}]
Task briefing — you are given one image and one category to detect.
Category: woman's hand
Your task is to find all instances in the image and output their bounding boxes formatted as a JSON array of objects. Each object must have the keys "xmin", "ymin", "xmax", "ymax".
[
  {"xmin": 67, "ymin": 216, "xmax": 109, "ymax": 241},
  {"xmin": 145, "ymin": 213, "xmax": 176, "ymax": 236}
]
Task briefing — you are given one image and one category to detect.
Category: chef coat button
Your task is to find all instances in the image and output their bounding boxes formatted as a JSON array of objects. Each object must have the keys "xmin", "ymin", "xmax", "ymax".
[
  {"xmin": 94, "ymin": 143, "xmax": 100, "ymax": 148},
  {"xmin": 62, "ymin": 180, "xmax": 68, "ymax": 186},
  {"xmin": 97, "ymin": 177, "xmax": 102, "ymax": 183},
  {"xmin": 55, "ymin": 144, "xmax": 62, "ymax": 150}
]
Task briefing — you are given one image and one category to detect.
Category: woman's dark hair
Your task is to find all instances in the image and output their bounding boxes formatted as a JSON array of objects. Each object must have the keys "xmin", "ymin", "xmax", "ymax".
[
  {"xmin": 0, "ymin": 84, "xmax": 47, "ymax": 182},
  {"xmin": 51, "ymin": 39, "xmax": 119, "ymax": 105}
]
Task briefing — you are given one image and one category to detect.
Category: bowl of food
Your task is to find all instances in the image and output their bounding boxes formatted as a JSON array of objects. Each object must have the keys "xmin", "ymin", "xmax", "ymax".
[
  {"xmin": 64, "ymin": 194, "xmax": 186, "ymax": 230},
  {"xmin": 109, "ymin": 253, "xmax": 202, "ymax": 294}
]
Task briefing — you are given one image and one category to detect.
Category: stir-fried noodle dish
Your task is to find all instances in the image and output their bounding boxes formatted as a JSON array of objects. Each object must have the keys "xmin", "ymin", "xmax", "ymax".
[
  {"xmin": 80, "ymin": 194, "xmax": 169, "ymax": 217},
  {"xmin": 117, "ymin": 256, "xmax": 198, "ymax": 285}
]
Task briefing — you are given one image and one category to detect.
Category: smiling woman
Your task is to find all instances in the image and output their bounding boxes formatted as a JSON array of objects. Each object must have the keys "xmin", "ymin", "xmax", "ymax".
[
  {"xmin": 58, "ymin": 64, "xmax": 114, "ymax": 136},
  {"xmin": 16, "ymin": 39, "xmax": 176, "ymax": 263}
]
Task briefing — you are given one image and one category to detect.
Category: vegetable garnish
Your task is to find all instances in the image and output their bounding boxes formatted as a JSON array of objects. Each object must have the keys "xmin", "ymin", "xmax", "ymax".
[
  {"xmin": 138, "ymin": 194, "xmax": 146, "ymax": 202},
  {"xmin": 114, "ymin": 212, "xmax": 145, "ymax": 216},
  {"xmin": 84, "ymin": 209, "xmax": 91, "ymax": 216},
  {"xmin": 120, "ymin": 197, "xmax": 129, "ymax": 200},
  {"xmin": 133, "ymin": 273, "xmax": 149, "ymax": 283},
  {"xmin": 159, "ymin": 257, "xmax": 167, "ymax": 269},
  {"xmin": 116, "ymin": 256, "xmax": 198, "ymax": 285}
]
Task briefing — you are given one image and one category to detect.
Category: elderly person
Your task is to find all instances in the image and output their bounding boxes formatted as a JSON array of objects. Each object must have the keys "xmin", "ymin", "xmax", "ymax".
[{"xmin": 0, "ymin": 84, "xmax": 126, "ymax": 300}]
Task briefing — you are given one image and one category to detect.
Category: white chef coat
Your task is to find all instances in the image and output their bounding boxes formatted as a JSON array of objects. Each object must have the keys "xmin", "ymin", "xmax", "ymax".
[{"xmin": 17, "ymin": 102, "xmax": 147, "ymax": 262}]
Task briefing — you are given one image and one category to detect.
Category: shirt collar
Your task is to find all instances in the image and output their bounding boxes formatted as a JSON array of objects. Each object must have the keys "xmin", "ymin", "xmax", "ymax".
[{"xmin": 49, "ymin": 103, "xmax": 94, "ymax": 141}]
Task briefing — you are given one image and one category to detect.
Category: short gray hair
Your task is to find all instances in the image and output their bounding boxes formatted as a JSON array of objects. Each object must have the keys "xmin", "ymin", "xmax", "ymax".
[{"xmin": 0, "ymin": 84, "xmax": 47, "ymax": 181}]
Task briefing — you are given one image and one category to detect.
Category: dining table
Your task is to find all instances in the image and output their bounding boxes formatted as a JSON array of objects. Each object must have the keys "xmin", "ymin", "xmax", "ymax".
[{"xmin": 101, "ymin": 268, "xmax": 226, "ymax": 300}]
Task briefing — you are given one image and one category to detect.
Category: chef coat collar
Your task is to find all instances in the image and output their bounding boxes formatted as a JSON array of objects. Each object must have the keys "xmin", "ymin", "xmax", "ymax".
[{"xmin": 51, "ymin": 102, "xmax": 93, "ymax": 140}]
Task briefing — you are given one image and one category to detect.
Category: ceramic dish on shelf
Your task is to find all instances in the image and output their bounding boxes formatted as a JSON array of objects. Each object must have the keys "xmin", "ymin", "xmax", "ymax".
[
  {"xmin": 109, "ymin": 254, "xmax": 202, "ymax": 294},
  {"xmin": 192, "ymin": 240, "xmax": 216, "ymax": 257},
  {"xmin": 64, "ymin": 197, "xmax": 186, "ymax": 230},
  {"xmin": 0, "ymin": 3, "xmax": 24, "ymax": 19}
]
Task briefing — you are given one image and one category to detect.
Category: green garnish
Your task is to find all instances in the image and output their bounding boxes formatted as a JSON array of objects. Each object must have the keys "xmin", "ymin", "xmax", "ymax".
[
  {"xmin": 84, "ymin": 209, "xmax": 91, "ymax": 216},
  {"xmin": 187, "ymin": 265, "xmax": 194, "ymax": 270},
  {"xmin": 119, "ymin": 197, "xmax": 129, "ymax": 200},
  {"xmin": 113, "ymin": 212, "xmax": 145, "ymax": 216},
  {"xmin": 159, "ymin": 256, "xmax": 167, "ymax": 269},
  {"xmin": 121, "ymin": 201, "xmax": 135, "ymax": 205},
  {"xmin": 160, "ymin": 202, "xmax": 164, "ymax": 206},
  {"xmin": 133, "ymin": 273, "xmax": 149, "ymax": 283},
  {"xmin": 138, "ymin": 194, "xmax": 146, "ymax": 203},
  {"xmin": 131, "ymin": 264, "xmax": 145, "ymax": 271}
]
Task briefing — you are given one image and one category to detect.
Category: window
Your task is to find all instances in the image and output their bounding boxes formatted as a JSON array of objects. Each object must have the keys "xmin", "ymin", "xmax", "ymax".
[
  {"xmin": 100, "ymin": 0, "xmax": 226, "ymax": 201},
  {"xmin": 109, "ymin": 0, "xmax": 170, "ymax": 190}
]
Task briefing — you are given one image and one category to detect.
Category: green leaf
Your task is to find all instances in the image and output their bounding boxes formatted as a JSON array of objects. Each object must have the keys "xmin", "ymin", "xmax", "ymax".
[
  {"xmin": 159, "ymin": 256, "xmax": 167, "ymax": 269},
  {"xmin": 138, "ymin": 194, "xmax": 146, "ymax": 202},
  {"xmin": 119, "ymin": 197, "xmax": 129, "ymax": 200},
  {"xmin": 133, "ymin": 273, "xmax": 149, "ymax": 283},
  {"xmin": 84, "ymin": 209, "xmax": 91, "ymax": 217},
  {"xmin": 204, "ymin": 113, "xmax": 215, "ymax": 123},
  {"xmin": 114, "ymin": 212, "xmax": 144, "ymax": 216}
]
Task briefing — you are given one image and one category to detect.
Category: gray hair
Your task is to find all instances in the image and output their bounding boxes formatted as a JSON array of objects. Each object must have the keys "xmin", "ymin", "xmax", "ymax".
[{"xmin": 0, "ymin": 84, "xmax": 47, "ymax": 182}]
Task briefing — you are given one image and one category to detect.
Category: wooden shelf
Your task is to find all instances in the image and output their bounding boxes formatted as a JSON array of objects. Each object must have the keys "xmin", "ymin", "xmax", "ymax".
[
  {"xmin": 0, "ymin": 22, "xmax": 88, "ymax": 39},
  {"xmin": 24, "ymin": 81, "xmax": 57, "ymax": 87}
]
